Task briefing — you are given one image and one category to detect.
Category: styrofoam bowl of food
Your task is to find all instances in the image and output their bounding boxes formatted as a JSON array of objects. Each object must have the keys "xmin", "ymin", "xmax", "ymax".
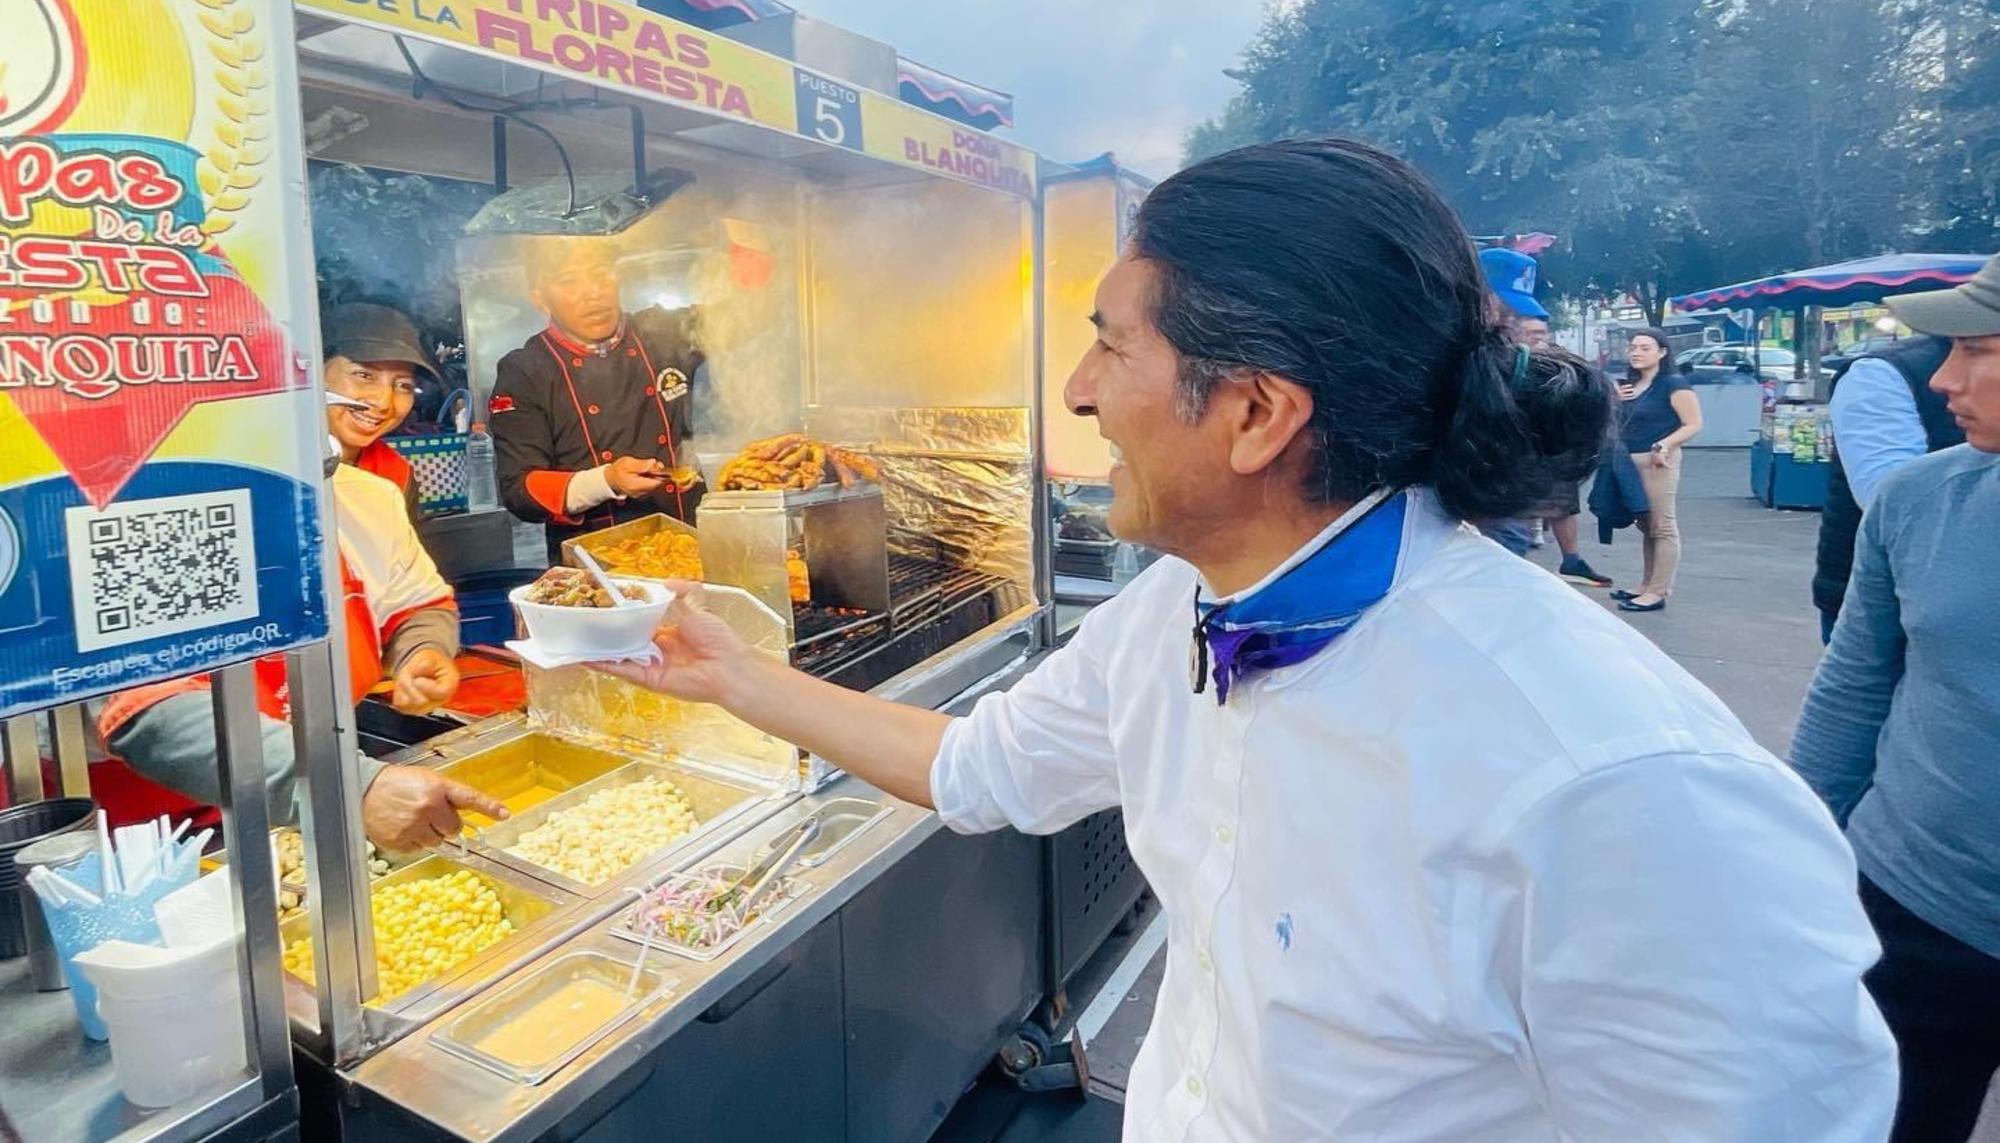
[{"xmin": 509, "ymin": 569, "xmax": 673, "ymax": 659}]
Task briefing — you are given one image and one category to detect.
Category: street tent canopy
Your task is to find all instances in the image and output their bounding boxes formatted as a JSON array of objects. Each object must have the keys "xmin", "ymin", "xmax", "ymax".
[{"xmin": 1671, "ymin": 253, "xmax": 1993, "ymax": 312}]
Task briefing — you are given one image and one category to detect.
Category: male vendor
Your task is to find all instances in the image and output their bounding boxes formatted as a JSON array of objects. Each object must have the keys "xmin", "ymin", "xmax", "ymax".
[
  {"xmin": 96, "ymin": 305, "xmax": 508, "ymax": 852},
  {"xmin": 604, "ymin": 141, "xmax": 1893, "ymax": 1140},
  {"xmin": 490, "ymin": 239, "xmax": 704, "ymax": 561}
]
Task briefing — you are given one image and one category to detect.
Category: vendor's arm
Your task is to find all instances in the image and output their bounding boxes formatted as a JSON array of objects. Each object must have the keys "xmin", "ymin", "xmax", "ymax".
[
  {"xmin": 1506, "ymin": 753, "xmax": 1896, "ymax": 1140},
  {"xmin": 103, "ymin": 693, "xmax": 505, "ymax": 852},
  {"xmin": 1789, "ymin": 500, "xmax": 1903, "ymax": 823},
  {"xmin": 602, "ymin": 583, "xmax": 1120, "ymax": 828},
  {"xmin": 1654, "ymin": 377, "xmax": 1704, "ymax": 457},
  {"xmin": 344, "ymin": 464, "xmax": 463, "ymax": 715},
  {"xmin": 101, "ymin": 689, "xmax": 320, "ymax": 831}
]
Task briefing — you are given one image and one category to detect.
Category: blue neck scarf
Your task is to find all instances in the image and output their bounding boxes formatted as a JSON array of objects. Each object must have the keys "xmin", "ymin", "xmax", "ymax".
[{"xmin": 1191, "ymin": 488, "xmax": 1408, "ymax": 704}]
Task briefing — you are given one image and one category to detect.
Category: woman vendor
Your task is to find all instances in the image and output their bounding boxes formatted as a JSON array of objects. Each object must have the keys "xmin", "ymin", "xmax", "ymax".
[{"xmin": 93, "ymin": 304, "xmax": 508, "ymax": 851}]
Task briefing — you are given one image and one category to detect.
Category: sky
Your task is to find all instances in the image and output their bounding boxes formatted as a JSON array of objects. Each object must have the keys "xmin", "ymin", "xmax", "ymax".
[{"xmin": 791, "ymin": 0, "xmax": 1272, "ymax": 179}]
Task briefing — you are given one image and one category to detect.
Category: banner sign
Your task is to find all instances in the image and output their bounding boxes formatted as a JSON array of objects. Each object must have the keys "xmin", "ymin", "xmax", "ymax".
[
  {"xmin": 1, "ymin": 0, "xmax": 330, "ymax": 716},
  {"xmin": 298, "ymin": 0, "xmax": 1038, "ymax": 198}
]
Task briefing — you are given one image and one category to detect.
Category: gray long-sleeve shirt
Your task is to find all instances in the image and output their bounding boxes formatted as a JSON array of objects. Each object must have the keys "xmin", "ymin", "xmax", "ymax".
[
  {"xmin": 100, "ymin": 605, "xmax": 457, "ymax": 829},
  {"xmin": 1791, "ymin": 444, "xmax": 2000, "ymax": 957}
]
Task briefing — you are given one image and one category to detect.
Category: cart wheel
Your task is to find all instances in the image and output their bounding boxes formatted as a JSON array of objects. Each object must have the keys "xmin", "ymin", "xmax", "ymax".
[
  {"xmin": 1112, "ymin": 892, "xmax": 1152, "ymax": 937},
  {"xmin": 997, "ymin": 1022, "xmax": 1054, "ymax": 1078}
]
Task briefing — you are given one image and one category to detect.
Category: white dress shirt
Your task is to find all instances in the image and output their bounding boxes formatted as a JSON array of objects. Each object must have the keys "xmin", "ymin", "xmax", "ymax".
[
  {"xmin": 1829, "ymin": 357, "xmax": 1928, "ymax": 508},
  {"xmin": 932, "ymin": 489, "xmax": 1896, "ymax": 1142}
]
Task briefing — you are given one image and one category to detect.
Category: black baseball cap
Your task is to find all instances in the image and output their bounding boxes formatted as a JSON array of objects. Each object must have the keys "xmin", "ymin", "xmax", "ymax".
[{"xmin": 321, "ymin": 303, "xmax": 440, "ymax": 382}]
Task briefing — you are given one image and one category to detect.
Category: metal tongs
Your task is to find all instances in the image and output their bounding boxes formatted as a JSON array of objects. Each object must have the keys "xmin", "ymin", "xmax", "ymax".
[{"xmin": 710, "ymin": 815, "xmax": 821, "ymax": 920}]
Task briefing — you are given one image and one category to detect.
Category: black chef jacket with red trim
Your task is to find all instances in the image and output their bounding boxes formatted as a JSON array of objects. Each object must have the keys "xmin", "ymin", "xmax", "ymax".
[{"xmin": 489, "ymin": 308, "xmax": 703, "ymax": 560}]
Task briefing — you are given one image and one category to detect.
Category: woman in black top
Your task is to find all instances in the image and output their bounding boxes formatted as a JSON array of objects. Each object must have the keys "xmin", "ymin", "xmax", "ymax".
[{"xmin": 1612, "ymin": 329, "xmax": 1703, "ymax": 611}]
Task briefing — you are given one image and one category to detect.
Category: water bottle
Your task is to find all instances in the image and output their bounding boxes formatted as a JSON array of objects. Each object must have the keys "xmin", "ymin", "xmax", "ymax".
[{"xmin": 465, "ymin": 422, "xmax": 499, "ymax": 511}]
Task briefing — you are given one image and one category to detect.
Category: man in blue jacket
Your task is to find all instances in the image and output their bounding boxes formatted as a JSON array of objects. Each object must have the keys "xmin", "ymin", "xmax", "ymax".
[
  {"xmin": 1791, "ymin": 252, "xmax": 2000, "ymax": 1143},
  {"xmin": 1475, "ymin": 248, "xmax": 1614, "ymax": 586}
]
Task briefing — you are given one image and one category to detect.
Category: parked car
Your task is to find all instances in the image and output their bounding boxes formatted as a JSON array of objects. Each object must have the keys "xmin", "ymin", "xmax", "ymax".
[
  {"xmin": 1822, "ymin": 335, "xmax": 1906, "ymax": 373},
  {"xmin": 1678, "ymin": 344, "xmax": 1797, "ymax": 383}
]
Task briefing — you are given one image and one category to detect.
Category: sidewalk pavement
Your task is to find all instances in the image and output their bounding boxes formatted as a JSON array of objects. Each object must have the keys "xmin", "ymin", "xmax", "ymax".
[{"xmin": 1530, "ymin": 447, "xmax": 1825, "ymax": 756}]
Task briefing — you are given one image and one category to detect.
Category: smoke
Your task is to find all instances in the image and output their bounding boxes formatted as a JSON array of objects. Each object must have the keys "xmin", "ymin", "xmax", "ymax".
[{"xmin": 453, "ymin": 175, "xmax": 806, "ymax": 457}]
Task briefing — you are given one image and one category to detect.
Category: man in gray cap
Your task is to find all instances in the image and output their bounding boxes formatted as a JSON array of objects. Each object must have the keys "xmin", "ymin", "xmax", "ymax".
[{"xmin": 1791, "ymin": 253, "xmax": 2000, "ymax": 1143}]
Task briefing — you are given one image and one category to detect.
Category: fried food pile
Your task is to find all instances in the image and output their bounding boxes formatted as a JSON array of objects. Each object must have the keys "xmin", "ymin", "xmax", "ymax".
[
  {"xmin": 522, "ymin": 567, "xmax": 644, "ymax": 608},
  {"xmin": 717, "ymin": 433, "xmax": 881, "ymax": 492},
  {"xmin": 592, "ymin": 529, "xmax": 703, "ymax": 581}
]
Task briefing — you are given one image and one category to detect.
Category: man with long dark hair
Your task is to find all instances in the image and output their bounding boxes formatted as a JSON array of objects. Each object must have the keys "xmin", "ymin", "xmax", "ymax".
[{"xmin": 605, "ymin": 140, "xmax": 1893, "ymax": 1140}]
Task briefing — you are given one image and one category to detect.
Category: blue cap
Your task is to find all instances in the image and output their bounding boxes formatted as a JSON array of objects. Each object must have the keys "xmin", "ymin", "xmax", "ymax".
[{"xmin": 1478, "ymin": 248, "xmax": 1550, "ymax": 320}]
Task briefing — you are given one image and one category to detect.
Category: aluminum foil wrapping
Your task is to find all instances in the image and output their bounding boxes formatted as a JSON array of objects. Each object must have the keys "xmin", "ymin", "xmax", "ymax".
[{"xmin": 805, "ymin": 406, "xmax": 1036, "ymax": 590}]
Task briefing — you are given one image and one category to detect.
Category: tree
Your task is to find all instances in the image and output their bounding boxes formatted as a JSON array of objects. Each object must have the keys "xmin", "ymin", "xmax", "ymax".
[
  {"xmin": 1189, "ymin": 0, "xmax": 1998, "ymax": 312},
  {"xmin": 1188, "ymin": 0, "xmax": 1706, "ymax": 321},
  {"xmin": 1681, "ymin": 0, "xmax": 1908, "ymax": 281},
  {"xmin": 1892, "ymin": 0, "xmax": 2000, "ymax": 252}
]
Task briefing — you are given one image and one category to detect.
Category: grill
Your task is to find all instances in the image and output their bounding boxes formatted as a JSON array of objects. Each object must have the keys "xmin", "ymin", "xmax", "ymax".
[
  {"xmin": 793, "ymin": 555, "xmax": 1013, "ymax": 691},
  {"xmin": 791, "ymin": 604, "xmax": 890, "ymax": 679},
  {"xmin": 791, "ymin": 603, "xmax": 883, "ymax": 646}
]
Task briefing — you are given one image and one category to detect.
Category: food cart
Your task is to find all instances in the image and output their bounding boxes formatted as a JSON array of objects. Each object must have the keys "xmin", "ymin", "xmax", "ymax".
[
  {"xmin": 1031, "ymin": 154, "xmax": 1154, "ymax": 1015},
  {"xmin": 289, "ymin": 0, "xmax": 1065, "ymax": 1135},
  {"xmin": 1670, "ymin": 253, "xmax": 1990, "ymax": 511},
  {"xmin": 2, "ymin": 0, "xmax": 1152, "ymax": 1135}
]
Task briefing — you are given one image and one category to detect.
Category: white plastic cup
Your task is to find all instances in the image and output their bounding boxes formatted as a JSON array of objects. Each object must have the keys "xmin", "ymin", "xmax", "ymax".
[{"xmin": 79, "ymin": 937, "xmax": 246, "ymax": 1108}]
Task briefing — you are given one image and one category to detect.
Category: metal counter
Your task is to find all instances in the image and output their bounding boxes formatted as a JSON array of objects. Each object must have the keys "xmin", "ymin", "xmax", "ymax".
[
  {"xmin": 333, "ymin": 778, "xmax": 943, "ymax": 1141},
  {"xmin": 300, "ymin": 609, "xmax": 1048, "ymax": 1142}
]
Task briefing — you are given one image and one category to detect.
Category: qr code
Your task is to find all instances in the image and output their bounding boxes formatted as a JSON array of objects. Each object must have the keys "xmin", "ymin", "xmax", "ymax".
[{"xmin": 65, "ymin": 489, "xmax": 261, "ymax": 652}]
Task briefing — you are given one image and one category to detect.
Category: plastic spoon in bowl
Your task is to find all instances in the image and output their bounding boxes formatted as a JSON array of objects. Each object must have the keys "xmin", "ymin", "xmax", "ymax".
[{"xmin": 572, "ymin": 546, "xmax": 639, "ymax": 609}]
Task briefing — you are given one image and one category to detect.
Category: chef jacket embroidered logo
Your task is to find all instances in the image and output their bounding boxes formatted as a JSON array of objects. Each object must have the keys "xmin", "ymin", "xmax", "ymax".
[{"xmin": 656, "ymin": 368, "xmax": 689, "ymax": 402}]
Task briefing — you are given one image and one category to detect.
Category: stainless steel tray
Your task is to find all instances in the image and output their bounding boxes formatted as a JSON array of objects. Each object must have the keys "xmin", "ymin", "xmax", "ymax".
[
  {"xmin": 278, "ymin": 852, "xmax": 572, "ymax": 1015},
  {"xmin": 466, "ymin": 759, "xmax": 774, "ymax": 897},
  {"xmin": 431, "ymin": 950, "xmax": 674, "ymax": 1085},
  {"xmin": 607, "ymin": 863, "xmax": 808, "ymax": 963},
  {"xmin": 430, "ymin": 732, "xmax": 638, "ymax": 831},
  {"xmin": 559, "ymin": 512, "xmax": 699, "ymax": 575},
  {"xmin": 701, "ymin": 482, "xmax": 881, "ymax": 510}
]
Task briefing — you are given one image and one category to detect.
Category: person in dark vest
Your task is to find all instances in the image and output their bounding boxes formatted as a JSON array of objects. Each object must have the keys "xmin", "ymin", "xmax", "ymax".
[
  {"xmin": 1811, "ymin": 335, "xmax": 1960, "ymax": 642},
  {"xmin": 1792, "ymin": 251, "xmax": 2000, "ymax": 1143},
  {"xmin": 489, "ymin": 238, "xmax": 705, "ymax": 562}
]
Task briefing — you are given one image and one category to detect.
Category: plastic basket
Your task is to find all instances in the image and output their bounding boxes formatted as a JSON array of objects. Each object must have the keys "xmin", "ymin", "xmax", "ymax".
[{"xmin": 386, "ymin": 433, "xmax": 470, "ymax": 517}]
